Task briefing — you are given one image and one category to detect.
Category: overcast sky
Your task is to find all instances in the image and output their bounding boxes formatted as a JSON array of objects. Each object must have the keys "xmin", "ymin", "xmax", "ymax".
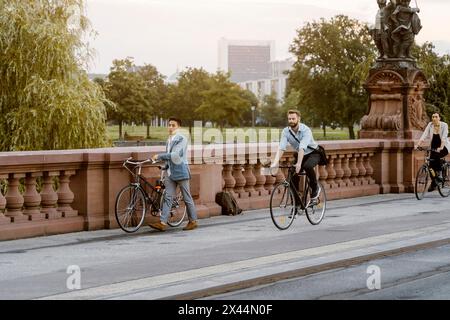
[{"xmin": 84, "ymin": 0, "xmax": 450, "ymax": 77}]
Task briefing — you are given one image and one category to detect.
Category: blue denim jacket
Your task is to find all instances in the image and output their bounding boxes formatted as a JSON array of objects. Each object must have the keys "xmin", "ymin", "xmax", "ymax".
[{"xmin": 157, "ymin": 133, "xmax": 191, "ymax": 181}]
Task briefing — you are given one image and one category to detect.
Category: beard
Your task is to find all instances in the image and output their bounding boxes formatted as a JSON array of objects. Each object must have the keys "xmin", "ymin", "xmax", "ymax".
[{"xmin": 289, "ymin": 121, "xmax": 299, "ymax": 128}]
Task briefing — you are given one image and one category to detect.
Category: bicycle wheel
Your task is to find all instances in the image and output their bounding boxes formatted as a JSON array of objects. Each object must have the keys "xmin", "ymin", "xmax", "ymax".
[
  {"xmin": 161, "ymin": 188, "xmax": 187, "ymax": 227},
  {"xmin": 438, "ymin": 163, "xmax": 450, "ymax": 198},
  {"xmin": 270, "ymin": 182, "xmax": 297, "ymax": 230},
  {"xmin": 415, "ymin": 165, "xmax": 430, "ymax": 200},
  {"xmin": 305, "ymin": 182, "xmax": 326, "ymax": 225},
  {"xmin": 115, "ymin": 185, "xmax": 146, "ymax": 233}
]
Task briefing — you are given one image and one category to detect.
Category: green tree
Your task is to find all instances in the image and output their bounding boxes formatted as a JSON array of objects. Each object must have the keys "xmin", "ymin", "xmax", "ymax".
[
  {"xmin": 101, "ymin": 58, "xmax": 149, "ymax": 139},
  {"xmin": 261, "ymin": 93, "xmax": 284, "ymax": 127},
  {"xmin": 238, "ymin": 89, "xmax": 259, "ymax": 127},
  {"xmin": 414, "ymin": 42, "xmax": 450, "ymax": 122},
  {"xmin": 0, "ymin": 0, "xmax": 109, "ymax": 150},
  {"xmin": 196, "ymin": 72, "xmax": 250, "ymax": 129},
  {"xmin": 288, "ymin": 15, "xmax": 376, "ymax": 139},
  {"xmin": 137, "ymin": 64, "xmax": 167, "ymax": 138},
  {"xmin": 165, "ymin": 68, "xmax": 211, "ymax": 131}
]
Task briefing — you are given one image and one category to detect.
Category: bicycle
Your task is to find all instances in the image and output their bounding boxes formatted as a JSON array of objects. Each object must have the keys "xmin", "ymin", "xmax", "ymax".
[
  {"xmin": 414, "ymin": 146, "xmax": 450, "ymax": 200},
  {"xmin": 265, "ymin": 164, "xmax": 326, "ymax": 230},
  {"xmin": 115, "ymin": 157, "xmax": 187, "ymax": 233}
]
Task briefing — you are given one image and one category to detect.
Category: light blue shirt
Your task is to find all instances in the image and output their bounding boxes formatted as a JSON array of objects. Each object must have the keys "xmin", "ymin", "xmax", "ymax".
[{"xmin": 279, "ymin": 124, "xmax": 318, "ymax": 155}]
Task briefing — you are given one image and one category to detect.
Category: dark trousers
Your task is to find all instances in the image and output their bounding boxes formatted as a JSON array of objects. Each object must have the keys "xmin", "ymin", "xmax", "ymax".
[
  {"xmin": 430, "ymin": 147, "xmax": 449, "ymax": 185},
  {"xmin": 291, "ymin": 151, "xmax": 321, "ymax": 204}
]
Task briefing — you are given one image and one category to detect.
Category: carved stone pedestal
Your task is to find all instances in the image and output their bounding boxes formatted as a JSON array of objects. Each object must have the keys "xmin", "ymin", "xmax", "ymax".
[{"xmin": 360, "ymin": 66, "xmax": 429, "ymax": 140}]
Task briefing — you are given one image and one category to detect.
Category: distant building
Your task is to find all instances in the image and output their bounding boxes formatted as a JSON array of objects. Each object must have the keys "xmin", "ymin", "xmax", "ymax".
[
  {"xmin": 218, "ymin": 38, "xmax": 275, "ymax": 83},
  {"xmin": 165, "ymin": 68, "xmax": 181, "ymax": 85},
  {"xmin": 238, "ymin": 58, "xmax": 294, "ymax": 102}
]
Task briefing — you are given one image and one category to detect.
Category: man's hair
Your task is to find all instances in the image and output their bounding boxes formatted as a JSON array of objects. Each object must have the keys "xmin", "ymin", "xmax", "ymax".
[
  {"xmin": 287, "ymin": 109, "xmax": 301, "ymax": 117},
  {"xmin": 168, "ymin": 117, "xmax": 182, "ymax": 126}
]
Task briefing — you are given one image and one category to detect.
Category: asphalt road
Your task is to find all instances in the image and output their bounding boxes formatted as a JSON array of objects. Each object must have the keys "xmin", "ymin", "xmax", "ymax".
[
  {"xmin": 209, "ymin": 244, "xmax": 450, "ymax": 300},
  {"xmin": 0, "ymin": 193, "xmax": 449, "ymax": 300}
]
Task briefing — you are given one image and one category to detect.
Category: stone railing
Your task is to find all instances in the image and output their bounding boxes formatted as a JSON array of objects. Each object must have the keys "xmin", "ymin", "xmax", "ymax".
[{"xmin": 0, "ymin": 140, "xmax": 429, "ymax": 240}]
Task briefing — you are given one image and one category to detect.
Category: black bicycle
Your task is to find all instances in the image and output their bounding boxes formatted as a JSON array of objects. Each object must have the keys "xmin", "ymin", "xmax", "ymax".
[
  {"xmin": 266, "ymin": 164, "xmax": 326, "ymax": 230},
  {"xmin": 414, "ymin": 147, "xmax": 450, "ymax": 200},
  {"xmin": 115, "ymin": 157, "xmax": 187, "ymax": 233}
]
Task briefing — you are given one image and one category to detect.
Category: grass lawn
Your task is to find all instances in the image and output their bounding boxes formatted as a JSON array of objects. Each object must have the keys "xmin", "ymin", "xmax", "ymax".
[{"xmin": 108, "ymin": 125, "xmax": 355, "ymax": 143}]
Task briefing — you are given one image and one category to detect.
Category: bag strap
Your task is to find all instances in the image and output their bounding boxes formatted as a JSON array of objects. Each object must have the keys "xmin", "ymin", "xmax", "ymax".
[
  {"xmin": 287, "ymin": 127, "xmax": 301, "ymax": 144},
  {"xmin": 287, "ymin": 127, "xmax": 316, "ymax": 152}
]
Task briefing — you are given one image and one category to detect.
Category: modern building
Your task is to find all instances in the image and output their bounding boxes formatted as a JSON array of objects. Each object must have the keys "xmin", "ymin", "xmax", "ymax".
[
  {"xmin": 218, "ymin": 38, "xmax": 275, "ymax": 83},
  {"xmin": 238, "ymin": 58, "xmax": 294, "ymax": 102}
]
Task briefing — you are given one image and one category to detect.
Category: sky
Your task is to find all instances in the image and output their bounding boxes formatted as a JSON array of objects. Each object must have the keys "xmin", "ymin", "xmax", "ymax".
[{"xmin": 84, "ymin": 0, "xmax": 450, "ymax": 78}]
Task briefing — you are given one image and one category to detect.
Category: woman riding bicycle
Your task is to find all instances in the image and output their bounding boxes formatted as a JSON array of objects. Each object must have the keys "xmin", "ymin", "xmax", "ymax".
[{"xmin": 416, "ymin": 113, "xmax": 450, "ymax": 192}]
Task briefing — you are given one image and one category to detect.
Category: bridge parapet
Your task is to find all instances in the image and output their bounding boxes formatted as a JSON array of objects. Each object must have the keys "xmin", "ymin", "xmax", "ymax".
[{"xmin": 0, "ymin": 140, "xmax": 430, "ymax": 240}]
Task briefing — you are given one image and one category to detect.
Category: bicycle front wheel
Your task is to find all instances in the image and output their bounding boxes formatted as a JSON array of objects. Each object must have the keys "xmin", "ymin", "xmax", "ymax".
[
  {"xmin": 415, "ymin": 165, "xmax": 430, "ymax": 200},
  {"xmin": 305, "ymin": 182, "xmax": 326, "ymax": 225},
  {"xmin": 161, "ymin": 189, "xmax": 187, "ymax": 227},
  {"xmin": 438, "ymin": 163, "xmax": 450, "ymax": 198},
  {"xmin": 270, "ymin": 182, "xmax": 297, "ymax": 230},
  {"xmin": 115, "ymin": 185, "xmax": 146, "ymax": 233}
]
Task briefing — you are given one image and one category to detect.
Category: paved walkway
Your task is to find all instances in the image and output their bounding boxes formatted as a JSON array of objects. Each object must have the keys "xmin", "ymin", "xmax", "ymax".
[{"xmin": 0, "ymin": 193, "xmax": 449, "ymax": 299}]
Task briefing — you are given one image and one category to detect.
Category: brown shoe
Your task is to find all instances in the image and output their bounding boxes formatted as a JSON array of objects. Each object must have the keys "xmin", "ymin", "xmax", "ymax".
[
  {"xmin": 149, "ymin": 221, "xmax": 167, "ymax": 232},
  {"xmin": 183, "ymin": 220, "xmax": 198, "ymax": 231}
]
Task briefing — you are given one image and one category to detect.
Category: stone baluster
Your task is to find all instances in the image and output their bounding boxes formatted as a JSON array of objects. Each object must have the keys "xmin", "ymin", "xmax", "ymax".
[
  {"xmin": 5, "ymin": 173, "xmax": 27, "ymax": 223},
  {"xmin": 349, "ymin": 154, "xmax": 359, "ymax": 186},
  {"xmin": 275, "ymin": 165, "xmax": 285, "ymax": 185},
  {"xmin": 232, "ymin": 164, "xmax": 246, "ymax": 195},
  {"xmin": 364, "ymin": 153, "xmax": 376, "ymax": 185},
  {"xmin": 57, "ymin": 170, "xmax": 78, "ymax": 217},
  {"xmin": 356, "ymin": 154, "xmax": 367, "ymax": 185},
  {"xmin": 264, "ymin": 169, "xmax": 276, "ymax": 194},
  {"xmin": 23, "ymin": 172, "xmax": 45, "ymax": 221},
  {"xmin": 0, "ymin": 174, "xmax": 10, "ymax": 224},
  {"xmin": 318, "ymin": 164, "xmax": 329, "ymax": 190},
  {"xmin": 334, "ymin": 155, "xmax": 344, "ymax": 187},
  {"xmin": 41, "ymin": 171, "xmax": 61, "ymax": 219},
  {"xmin": 342, "ymin": 155, "xmax": 352, "ymax": 187},
  {"xmin": 253, "ymin": 161, "xmax": 267, "ymax": 196},
  {"xmin": 326, "ymin": 156, "xmax": 338, "ymax": 189},
  {"xmin": 222, "ymin": 164, "xmax": 236, "ymax": 193},
  {"xmin": 243, "ymin": 162, "xmax": 257, "ymax": 195}
]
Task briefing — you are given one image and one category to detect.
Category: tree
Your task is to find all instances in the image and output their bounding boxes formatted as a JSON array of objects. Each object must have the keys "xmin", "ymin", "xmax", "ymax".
[
  {"xmin": 0, "ymin": 0, "xmax": 109, "ymax": 151},
  {"xmin": 413, "ymin": 42, "xmax": 450, "ymax": 122},
  {"xmin": 239, "ymin": 90, "xmax": 259, "ymax": 127},
  {"xmin": 261, "ymin": 93, "xmax": 284, "ymax": 127},
  {"xmin": 196, "ymin": 72, "xmax": 250, "ymax": 129},
  {"xmin": 288, "ymin": 15, "xmax": 376, "ymax": 139},
  {"xmin": 100, "ymin": 58, "xmax": 149, "ymax": 139},
  {"xmin": 165, "ymin": 68, "xmax": 211, "ymax": 131},
  {"xmin": 137, "ymin": 64, "xmax": 166, "ymax": 138}
]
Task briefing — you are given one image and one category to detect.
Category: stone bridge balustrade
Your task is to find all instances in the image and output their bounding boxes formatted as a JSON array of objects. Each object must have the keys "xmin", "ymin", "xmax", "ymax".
[{"xmin": 0, "ymin": 139, "xmax": 439, "ymax": 241}]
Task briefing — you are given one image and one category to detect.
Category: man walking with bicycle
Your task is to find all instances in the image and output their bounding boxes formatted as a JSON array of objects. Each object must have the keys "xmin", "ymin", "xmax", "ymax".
[
  {"xmin": 149, "ymin": 117, "xmax": 198, "ymax": 232},
  {"xmin": 270, "ymin": 110, "xmax": 322, "ymax": 211}
]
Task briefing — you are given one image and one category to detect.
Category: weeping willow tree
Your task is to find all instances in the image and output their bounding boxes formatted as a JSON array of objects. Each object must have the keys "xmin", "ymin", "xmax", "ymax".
[{"xmin": 0, "ymin": 0, "xmax": 110, "ymax": 151}]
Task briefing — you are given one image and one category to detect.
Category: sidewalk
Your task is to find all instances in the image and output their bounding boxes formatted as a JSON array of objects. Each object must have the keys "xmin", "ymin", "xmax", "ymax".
[{"xmin": 1, "ymin": 193, "xmax": 449, "ymax": 299}]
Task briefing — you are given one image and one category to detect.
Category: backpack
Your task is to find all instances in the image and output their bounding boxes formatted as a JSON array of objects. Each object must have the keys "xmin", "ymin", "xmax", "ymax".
[{"xmin": 215, "ymin": 192, "xmax": 243, "ymax": 216}]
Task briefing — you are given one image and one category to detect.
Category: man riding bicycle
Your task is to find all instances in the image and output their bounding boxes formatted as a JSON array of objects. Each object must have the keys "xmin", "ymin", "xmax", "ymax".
[{"xmin": 270, "ymin": 110, "xmax": 322, "ymax": 211}]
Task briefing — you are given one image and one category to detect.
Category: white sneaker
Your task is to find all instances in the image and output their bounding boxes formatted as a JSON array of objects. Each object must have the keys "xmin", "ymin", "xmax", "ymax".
[{"xmin": 311, "ymin": 185, "xmax": 322, "ymax": 200}]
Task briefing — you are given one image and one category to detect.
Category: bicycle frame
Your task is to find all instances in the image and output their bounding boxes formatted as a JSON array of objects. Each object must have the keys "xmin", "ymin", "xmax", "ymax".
[
  {"xmin": 122, "ymin": 158, "xmax": 164, "ymax": 207},
  {"xmin": 278, "ymin": 165, "xmax": 309, "ymax": 210}
]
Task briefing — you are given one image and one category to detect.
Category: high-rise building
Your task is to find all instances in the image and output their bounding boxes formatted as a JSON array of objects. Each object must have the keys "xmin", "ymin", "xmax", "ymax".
[
  {"xmin": 218, "ymin": 38, "xmax": 275, "ymax": 83},
  {"xmin": 238, "ymin": 58, "xmax": 294, "ymax": 102}
]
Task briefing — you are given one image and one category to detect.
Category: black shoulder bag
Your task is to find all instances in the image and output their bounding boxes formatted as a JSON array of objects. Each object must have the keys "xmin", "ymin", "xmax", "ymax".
[{"xmin": 287, "ymin": 127, "xmax": 328, "ymax": 166}]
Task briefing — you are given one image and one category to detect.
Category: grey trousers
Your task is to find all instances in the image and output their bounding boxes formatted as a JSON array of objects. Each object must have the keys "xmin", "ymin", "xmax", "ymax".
[{"xmin": 160, "ymin": 176, "xmax": 197, "ymax": 223}]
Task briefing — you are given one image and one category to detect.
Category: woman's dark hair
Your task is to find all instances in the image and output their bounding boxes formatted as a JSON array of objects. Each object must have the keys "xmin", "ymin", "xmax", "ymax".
[{"xmin": 168, "ymin": 117, "xmax": 182, "ymax": 126}]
